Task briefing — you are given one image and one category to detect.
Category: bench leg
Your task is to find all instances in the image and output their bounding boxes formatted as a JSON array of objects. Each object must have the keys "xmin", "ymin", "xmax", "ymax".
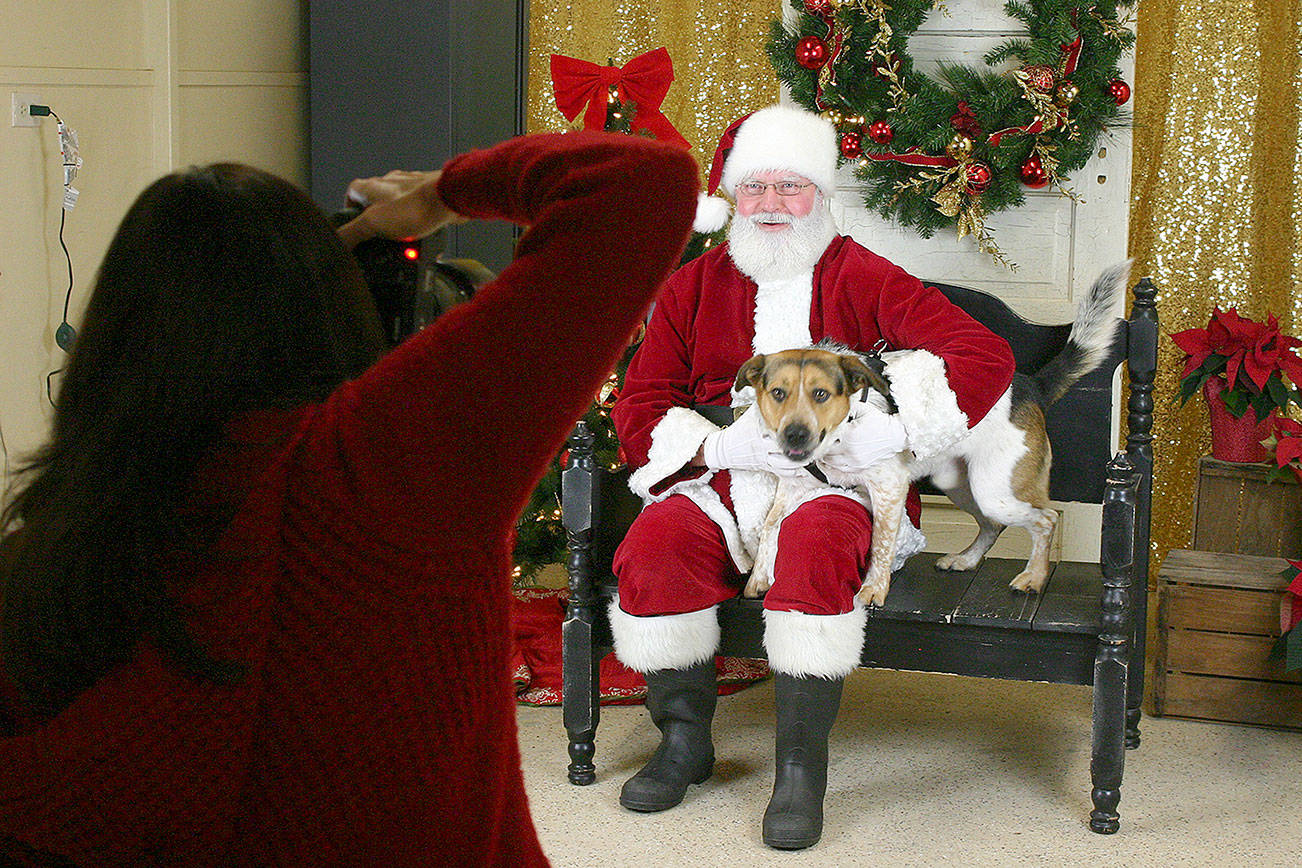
[
  {"xmin": 1089, "ymin": 652, "xmax": 1128, "ymax": 833},
  {"xmin": 562, "ymin": 604, "xmax": 601, "ymax": 785},
  {"xmin": 1125, "ymin": 704, "xmax": 1142, "ymax": 751},
  {"xmin": 1125, "ymin": 587, "xmax": 1147, "ymax": 750}
]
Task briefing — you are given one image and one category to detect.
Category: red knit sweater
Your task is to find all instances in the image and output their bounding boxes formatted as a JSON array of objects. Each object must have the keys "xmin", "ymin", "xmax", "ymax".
[{"xmin": 0, "ymin": 132, "xmax": 698, "ymax": 865}]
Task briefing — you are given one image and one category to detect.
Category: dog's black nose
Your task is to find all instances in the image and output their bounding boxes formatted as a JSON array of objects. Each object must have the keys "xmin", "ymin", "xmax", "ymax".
[{"xmin": 782, "ymin": 422, "xmax": 813, "ymax": 450}]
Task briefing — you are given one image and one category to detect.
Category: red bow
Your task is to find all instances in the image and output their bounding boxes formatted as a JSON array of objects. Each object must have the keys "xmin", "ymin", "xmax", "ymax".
[
  {"xmin": 862, "ymin": 150, "xmax": 959, "ymax": 169},
  {"xmin": 1060, "ymin": 35, "xmax": 1083, "ymax": 77},
  {"xmin": 986, "ymin": 116, "xmax": 1046, "ymax": 147},
  {"xmin": 550, "ymin": 48, "xmax": 689, "ymax": 149}
]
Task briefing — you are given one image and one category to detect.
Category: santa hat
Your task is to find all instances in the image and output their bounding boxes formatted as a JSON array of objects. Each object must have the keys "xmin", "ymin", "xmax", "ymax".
[{"xmin": 692, "ymin": 104, "xmax": 839, "ymax": 234}]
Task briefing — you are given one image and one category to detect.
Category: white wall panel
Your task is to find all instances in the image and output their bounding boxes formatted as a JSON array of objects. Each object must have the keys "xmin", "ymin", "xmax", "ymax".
[{"xmin": 0, "ymin": 0, "xmax": 307, "ymax": 494}]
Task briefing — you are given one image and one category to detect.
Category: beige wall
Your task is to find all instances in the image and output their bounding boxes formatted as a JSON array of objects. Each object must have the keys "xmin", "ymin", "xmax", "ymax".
[{"xmin": 0, "ymin": 0, "xmax": 307, "ymax": 493}]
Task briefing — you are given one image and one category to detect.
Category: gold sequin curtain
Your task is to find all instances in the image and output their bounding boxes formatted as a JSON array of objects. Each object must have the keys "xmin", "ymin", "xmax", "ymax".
[
  {"xmin": 1129, "ymin": 1, "xmax": 1302, "ymax": 576},
  {"xmin": 525, "ymin": 0, "xmax": 781, "ymax": 172}
]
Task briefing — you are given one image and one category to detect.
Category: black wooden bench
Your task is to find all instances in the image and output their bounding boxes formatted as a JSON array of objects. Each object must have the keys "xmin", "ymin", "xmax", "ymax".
[{"xmin": 560, "ymin": 277, "xmax": 1157, "ymax": 834}]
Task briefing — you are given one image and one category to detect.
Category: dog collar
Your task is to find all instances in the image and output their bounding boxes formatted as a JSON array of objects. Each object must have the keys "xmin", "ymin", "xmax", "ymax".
[{"xmin": 803, "ymin": 462, "xmax": 830, "ymax": 484}]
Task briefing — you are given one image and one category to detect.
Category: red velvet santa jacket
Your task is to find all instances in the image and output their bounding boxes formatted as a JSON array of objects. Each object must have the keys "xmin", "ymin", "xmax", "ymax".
[
  {"xmin": 0, "ymin": 132, "xmax": 698, "ymax": 866},
  {"xmin": 611, "ymin": 237, "xmax": 1015, "ymax": 566}
]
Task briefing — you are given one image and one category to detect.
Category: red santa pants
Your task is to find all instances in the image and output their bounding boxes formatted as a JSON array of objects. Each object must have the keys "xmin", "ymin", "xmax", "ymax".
[{"xmin": 612, "ymin": 475, "xmax": 873, "ymax": 617}]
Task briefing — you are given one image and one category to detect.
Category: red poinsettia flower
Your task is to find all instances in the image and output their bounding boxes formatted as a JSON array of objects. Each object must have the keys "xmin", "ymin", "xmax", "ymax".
[
  {"xmin": 1171, "ymin": 306, "xmax": 1236, "ymax": 379},
  {"xmin": 1288, "ymin": 559, "xmax": 1302, "ymax": 632},
  {"xmin": 1171, "ymin": 307, "xmax": 1302, "ymax": 418},
  {"xmin": 949, "ymin": 101, "xmax": 983, "ymax": 138},
  {"xmin": 1244, "ymin": 317, "xmax": 1302, "ymax": 391},
  {"xmin": 1267, "ymin": 417, "xmax": 1302, "ymax": 482}
]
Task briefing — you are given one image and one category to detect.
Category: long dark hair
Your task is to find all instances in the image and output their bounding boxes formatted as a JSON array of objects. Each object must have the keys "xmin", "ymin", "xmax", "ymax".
[{"xmin": 1, "ymin": 163, "xmax": 386, "ymax": 717}]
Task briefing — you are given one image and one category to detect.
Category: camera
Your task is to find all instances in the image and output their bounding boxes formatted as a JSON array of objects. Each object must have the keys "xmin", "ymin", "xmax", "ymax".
[{"xmin": 330, "ymin": 208, "xmax": 492, "ymax": 347}]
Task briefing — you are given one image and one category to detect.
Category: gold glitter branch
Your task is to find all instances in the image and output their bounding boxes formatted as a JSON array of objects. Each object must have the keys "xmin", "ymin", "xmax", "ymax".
[{"xmin": 890, "ymin": 164, "xmax": 1017, "ymax": 269}]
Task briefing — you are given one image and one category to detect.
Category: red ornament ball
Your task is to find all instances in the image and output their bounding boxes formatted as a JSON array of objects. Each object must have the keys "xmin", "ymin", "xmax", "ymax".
[
  {"xmin": 1020, "ymin": 154, "xmax": 1050, "ymax": 189},
  {"xmin": 965, "ymin": 162, "xmax": 993, "ymax": 195},
  {"xmin": 1020, "ymin": 64, "xmax": 1056, "ymax": 93},
  {"xmin": 867, "ymin": 120, "xmax": 894, "ymax": 145},
  {"xmin": 803, "ymin": 0, "xmax": 835, "ymax": 15},
  {"xmin": 839, "ymin": 131, "xmax": 864, "ymax": 159},
  {"xmin": 1108, "ymin": 79, "xmax": 1131, "ymax": 106},
  {"xmin": 795, "ymin": 36, "xmax": 830, "ymax": 70}
]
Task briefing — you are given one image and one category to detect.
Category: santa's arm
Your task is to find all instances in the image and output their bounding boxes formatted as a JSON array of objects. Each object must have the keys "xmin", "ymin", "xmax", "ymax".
[
  {"xmin": 871, "ymin": 267, "xmax": 1016, "ymax": 461},
  {"xmin": 611, "ymin": 279, "xmax": 721, "ymax": 499}
]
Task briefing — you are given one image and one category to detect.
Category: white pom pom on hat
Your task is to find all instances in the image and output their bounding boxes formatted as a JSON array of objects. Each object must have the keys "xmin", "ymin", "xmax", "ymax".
[
  {"xmin": 692, "ymin": 192, "xmax": 733, "ymax": 234},
  {"xmin": 692, "ymin": 104, "xmax": 839, "ymax": 233}
]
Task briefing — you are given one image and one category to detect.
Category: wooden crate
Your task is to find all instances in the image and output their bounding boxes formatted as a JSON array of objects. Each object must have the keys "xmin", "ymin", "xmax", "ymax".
[
  {"xmin": 1155, "ymin": 549, "xmax": 1302, "ymax": 729},
  {"xmin": 1193, "ymin": 456, "xmax": 1302, "ymax": 558}
]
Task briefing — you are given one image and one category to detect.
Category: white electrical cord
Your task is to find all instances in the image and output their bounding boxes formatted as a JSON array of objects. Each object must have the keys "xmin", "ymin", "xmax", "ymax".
[{"xmin": 32, "ymin": 106, "xmax": 81, "ymax": 404}]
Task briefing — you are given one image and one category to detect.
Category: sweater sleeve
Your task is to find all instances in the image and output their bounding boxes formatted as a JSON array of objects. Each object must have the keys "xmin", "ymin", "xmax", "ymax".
[{"xmin": 297, "ymin": 132, "xmax": 699, "ymax": 548}]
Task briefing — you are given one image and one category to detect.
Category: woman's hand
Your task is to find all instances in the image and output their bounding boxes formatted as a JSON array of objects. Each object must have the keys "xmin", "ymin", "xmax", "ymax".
[{"xmin": 336, "ymin": 170, "xmax": 466, "ymax": 249}]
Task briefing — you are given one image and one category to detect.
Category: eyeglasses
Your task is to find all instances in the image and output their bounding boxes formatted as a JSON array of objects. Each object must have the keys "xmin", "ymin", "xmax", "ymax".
[{"xmin": 734, "ymin": 181, "xmax": 815, "ymax": 198}]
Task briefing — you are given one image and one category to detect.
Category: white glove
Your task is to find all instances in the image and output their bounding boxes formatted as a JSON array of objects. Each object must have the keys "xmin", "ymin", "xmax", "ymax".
[
  {"xmin": 818, "ymin": 406, "xmax": 909, "ymax": 474},
  {"xmin": 700, "ymin": 406, "xmax": 807, "ymax": 476}
]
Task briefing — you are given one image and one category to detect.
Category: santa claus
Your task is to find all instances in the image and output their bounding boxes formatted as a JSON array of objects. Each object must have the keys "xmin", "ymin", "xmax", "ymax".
[{"xmin": 608, "ymin": 104, "xmax": 1015, "ymax": 850}]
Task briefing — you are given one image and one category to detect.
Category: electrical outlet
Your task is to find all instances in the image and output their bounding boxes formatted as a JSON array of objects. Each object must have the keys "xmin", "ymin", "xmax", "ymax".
[{"xmin": 11, "ymin": 92, "xmax": 42, "ymax": 127}]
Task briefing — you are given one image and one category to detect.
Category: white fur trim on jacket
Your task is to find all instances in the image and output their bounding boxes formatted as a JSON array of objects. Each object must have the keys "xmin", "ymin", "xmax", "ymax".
[
  {"xmin": 628, "ymin": 406, "xmax": 720, "ymax": 500},
  {"xmin": 881, "ymin": 349, "xmax": 970, "ymax": 462},
  {"xmin": 691, "ymin": 483, "xmax": 752, "ymax": 573},
  {"xmin": 609, "ymin": 598, "xmax": 721, "ymax": 673},
  {"xmin": 752, "ymin": 273, "xmax": 814, "ymax": 353},
  {"xmin": 763, "ymin": 605, "xmax": 867, "ymax": 679},
  {"xmin": 730, "ymin": 468, "xmax": 777, "ymax": 563}
]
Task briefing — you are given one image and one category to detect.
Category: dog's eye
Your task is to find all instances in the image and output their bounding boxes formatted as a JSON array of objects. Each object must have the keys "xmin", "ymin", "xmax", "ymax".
[
  {"xmin": 812, "ymin": 389, "xmax": 829, "ymax": 403},
  {"xmin": 770, "ymin": 388, "xmax": 786, "ymax": 402}
]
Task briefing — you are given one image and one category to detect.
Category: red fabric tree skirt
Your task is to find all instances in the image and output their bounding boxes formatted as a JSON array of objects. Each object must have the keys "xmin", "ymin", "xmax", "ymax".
[{"xmin": 511, "ymin": 587, "xmax": 770, "ymax": 706}]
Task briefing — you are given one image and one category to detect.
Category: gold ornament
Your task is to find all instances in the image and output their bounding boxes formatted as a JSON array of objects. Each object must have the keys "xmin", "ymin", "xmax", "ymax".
[
  {"xmin": 946, "ymin": 133, "xmax": 974, "ymax": 160},
  {"xmin": 1055, "ymin": 82, "xmax": 1080, "ymax": 107},
  {"xmin": 932, "ymin": 177, "xmax": 964, "ymax": 218},
  {"xmin": 844, "ymin": 114, "xmax": 865, "ymax": 127},
  {"xmin": 821, "ymin": 108, "xmax": 845, "ymax": 125}
]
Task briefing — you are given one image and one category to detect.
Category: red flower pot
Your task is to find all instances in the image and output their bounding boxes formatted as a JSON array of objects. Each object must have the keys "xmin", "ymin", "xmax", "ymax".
[{"xmin": 1203, "ymin": 377, "xmax": 1273, "ymax": 462}]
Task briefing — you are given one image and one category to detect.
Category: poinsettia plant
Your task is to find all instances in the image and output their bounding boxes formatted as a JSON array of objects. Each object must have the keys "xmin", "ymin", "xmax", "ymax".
[
  {"xmin": 1262, "ymin": 417, "xmax": 1302, "ymax": 483},
  {"xmin": 1270, "ymin": 559, "xmax": 1302, "ymax": 672},
  {"xmin": 1171, "ymin": 307, "xmax": 1302, "ymax": 421}
]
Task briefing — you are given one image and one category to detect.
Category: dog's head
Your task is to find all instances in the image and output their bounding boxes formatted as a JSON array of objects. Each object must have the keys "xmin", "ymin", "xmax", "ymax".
[{"xmin": 736, "ymin": 348, "xmax": 890, "ymax": 463}]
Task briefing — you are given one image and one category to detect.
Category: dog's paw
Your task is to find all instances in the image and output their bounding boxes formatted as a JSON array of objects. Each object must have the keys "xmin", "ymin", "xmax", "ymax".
[
  {"xmin": 856, "ymin": 580, "xmax": 889, "ymax": 607},
  {"xmin": 743, "ymin": 574, "xmax": 772, "ymax": 598},
  {"xmin": 1009, "ymin": 570, "xmax": 1047, "ymax": 594},
  {"xmin": 935, "ymin": 551, "xmax": 982, "ymax": 572}
]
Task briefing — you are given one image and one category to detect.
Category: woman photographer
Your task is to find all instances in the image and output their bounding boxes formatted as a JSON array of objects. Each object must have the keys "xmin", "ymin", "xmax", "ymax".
[{"xmin": 0, "ymin": 131, "xmax": 697, "ymax": 865}]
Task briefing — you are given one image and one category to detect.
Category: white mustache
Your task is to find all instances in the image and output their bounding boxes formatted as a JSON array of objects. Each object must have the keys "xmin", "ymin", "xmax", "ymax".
[{"xmin": 748, "ymin": 212, "xmax": 794, "ymax": 224}]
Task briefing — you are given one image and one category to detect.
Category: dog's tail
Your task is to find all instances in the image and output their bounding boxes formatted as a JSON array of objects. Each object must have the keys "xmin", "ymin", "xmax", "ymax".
[{"xmin": 1032, "ymin": 261, "xmax": 1131, "ymax": 406}]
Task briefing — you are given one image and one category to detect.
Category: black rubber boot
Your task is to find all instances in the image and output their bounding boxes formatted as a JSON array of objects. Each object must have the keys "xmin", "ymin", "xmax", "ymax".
[
  {"xmin": 762, "ymin": 672, "xmax": 844, "ymax": 850},
  {"xmin": 619, "ymin": 660, "xmax": 717, "ymax": 812}
]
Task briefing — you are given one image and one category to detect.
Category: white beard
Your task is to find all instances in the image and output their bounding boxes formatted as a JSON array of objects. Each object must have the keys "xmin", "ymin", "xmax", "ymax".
[{"xmin": 726, "ymin": 201, "xmax": 838, "ymax": 283}]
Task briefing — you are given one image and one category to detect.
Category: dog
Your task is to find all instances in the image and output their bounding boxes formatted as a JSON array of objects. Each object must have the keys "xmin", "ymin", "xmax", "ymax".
[{"xmin": 736, "ymin": 262, "xmax": 1129, "ymax": 606}]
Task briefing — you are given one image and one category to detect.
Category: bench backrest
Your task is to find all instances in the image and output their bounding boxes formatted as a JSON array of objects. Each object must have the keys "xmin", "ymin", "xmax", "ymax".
[{"xmin": 927, "ymin": 282, "xmax": 1126, "ymax": 504}]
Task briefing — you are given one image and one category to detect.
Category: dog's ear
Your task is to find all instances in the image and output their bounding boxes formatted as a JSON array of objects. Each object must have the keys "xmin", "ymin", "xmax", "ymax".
[
  {"xmin": 736, "ymin": 354, "xmax": 767, "ymax": 391},
  {"xmin": 841, "ymin": 356, "xmax": 891, "ymax": 396}
]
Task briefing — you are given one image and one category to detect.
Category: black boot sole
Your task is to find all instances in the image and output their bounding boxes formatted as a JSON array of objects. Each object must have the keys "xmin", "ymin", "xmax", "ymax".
[
  {"xmin": 619, "ymin": 767, "xmax": 712, "ymax": 812},
  {"xmin": 762, "ymin": 827, "xmax": 821, "ymax": 850}
]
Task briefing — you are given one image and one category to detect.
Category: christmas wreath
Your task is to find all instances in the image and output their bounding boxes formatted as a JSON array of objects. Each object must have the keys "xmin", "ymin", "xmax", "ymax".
[{"xmin": 767, "ymin": 0, "xmax": 1136, "ymax": 265}]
